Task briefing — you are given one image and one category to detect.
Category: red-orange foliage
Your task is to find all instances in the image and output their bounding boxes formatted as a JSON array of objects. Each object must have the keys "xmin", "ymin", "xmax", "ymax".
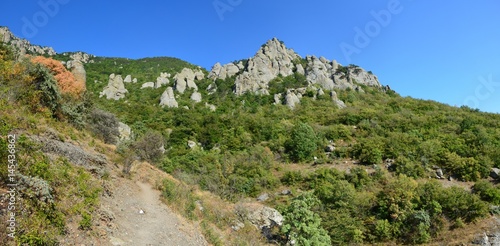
[{"xmin": 31, "ymin": 56, "xmax": 85, "ymax": 97}]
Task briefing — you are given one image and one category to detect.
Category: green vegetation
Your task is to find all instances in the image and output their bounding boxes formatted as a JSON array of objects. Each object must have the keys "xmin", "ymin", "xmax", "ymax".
[{"xmin": 2, "ymin": 38, "xmax": 500, "ymax": 245}]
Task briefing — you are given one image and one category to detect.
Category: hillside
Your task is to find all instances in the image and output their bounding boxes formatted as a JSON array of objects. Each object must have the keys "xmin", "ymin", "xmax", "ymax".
[{"xmin": 1, "ymin": 26, "xmax": 500, "ymax": 245}]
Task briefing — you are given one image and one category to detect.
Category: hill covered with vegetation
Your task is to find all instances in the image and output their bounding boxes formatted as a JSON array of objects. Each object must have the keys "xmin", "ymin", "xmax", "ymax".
[{"xmin": 1, "ymin": 29, "xmax": 500, "ymax": 245}]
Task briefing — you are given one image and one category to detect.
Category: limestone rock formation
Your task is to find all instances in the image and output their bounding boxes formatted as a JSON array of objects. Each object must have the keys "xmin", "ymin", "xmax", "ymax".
[
  {"xmin": 190, "ymin": 92, "xmax": 202, "ymax": 103},
  {"xmin": 155, "ymin": 72, "xmax": 170, "ymax": 88},
  {"xmin": 141, "ymin": 82, "xmax": 155, "ymax": 89},
  {"xmin": 207, "ymin": 38, "xmax": 383, "ymax": 100},
  {"xmin": 233, "ymin": 38, "xmax": 299, "ymax": 95},
  {"xmin": 174, "ymin": 68, "xmax": 203, "ymax": 94},
  {"xmin": 68, "ymin": 51, "xmax": 95, "ymax": 64},
  {"xmin": 132, "ymin": 78, "xmax": 138, "ymax": 83},
  {"xmin": 236, "ymin": 203, "xmax": 284, "ymax": 231},
  {"xmin": 330, "ymin": 91, "xmax": 347, "ymax": 109},
  {"xmin": 0, "ymin": 26, "xmax": 56, "ymax": 57},
  {"xmin": 285, "ymin": 90, "xmax": 301, "ymax": 109},
  {"xmin": 99, "ymin": 74, "xmax": 128, "ymax": 100},
  {"xmin": 208, "ymin": 62, "xmax": 240, "ymax": 80},
  {"xmin": 124, "ymin": 75, "xmax": 132, "ymax": 83},
  {"xmin": 66, "ymin": 60, "xmax": 86, "ymax": 87},
  {"xmin": 159, "ymin": 87, "xmax": 178, "ymax": 108},
  {"xmin": 118, "ymin": 122, "xmax": 132, "ymax": 141}
]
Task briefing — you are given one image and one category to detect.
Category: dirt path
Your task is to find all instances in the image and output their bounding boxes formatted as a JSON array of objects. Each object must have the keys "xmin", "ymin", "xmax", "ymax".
[{"xmin": 101, "ymin": 176, "xmax": 207, "ymax": 246}]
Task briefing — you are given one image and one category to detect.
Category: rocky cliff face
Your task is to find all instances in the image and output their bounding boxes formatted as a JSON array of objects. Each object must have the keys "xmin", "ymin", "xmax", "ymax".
[
  {"xmin": 208, "ymin": 38, "xmax": 382, "ymax": 96},
  {"xmin": 0, "ymin": 26, "xmax": 56, "ymax": 57}
]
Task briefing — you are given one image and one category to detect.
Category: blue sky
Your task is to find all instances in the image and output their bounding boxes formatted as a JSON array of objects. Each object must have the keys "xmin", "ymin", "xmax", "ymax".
[{"xmin": 1, "ymin": 0, "xmax": 499, "ymax": 113}]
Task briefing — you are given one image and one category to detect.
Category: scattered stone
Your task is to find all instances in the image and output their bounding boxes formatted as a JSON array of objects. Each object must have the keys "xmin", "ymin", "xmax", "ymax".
[
  {"xmin": 281, "ymin": 189, "xmax": 292, "ymax": 195},
  {"xmin": 231, "ymin": 221, "xmax": 245, "ymax": 231},
  {"xmin": 257, "ymin": 193, "xmax": 269, "ymax": 202},
  {"xmin": 325, "ymin": 145, "xmax": 335, "ymax": 153},
  {"xmin": 187, "ymin": 140, "xmax": 197, "ymax": 149},
  {"xmin": 436, "ymin": 168, "xmax": 444, "ymax": 179},
  {"xmin": 141, "ymin": 82, "xmax": 155, "ymax": 89},
  {"xmin": 285, "ymin": 90, "xmax": 300, "ymax": 109},
  {"xmin": 100, "ymin": 74, "xmax": 128, "ymax": 100},
  {"xmin": 118, "ymin": 122, "xmax": 132, "ymax": 142},
  {"xmin": 205, "ymin": 103, "xmax": 216, "ymax": 112},
  {"xmin": 491, "ymin": 168, "xmax": 500, "ymax": 179},
  {"xmin": 190, "ymin": 92, "xmax": 202, "ymax": 103},
  {"xmin": 124, "ymin": 75, "xmax": 132, "ymax": 83},
  {"xmin": 159, "ymin": 87, "xmax": 178, "ymax": 108},
  {"xmin": 132, "ymin": 78, "xmax": 137, "ymax": 83}
]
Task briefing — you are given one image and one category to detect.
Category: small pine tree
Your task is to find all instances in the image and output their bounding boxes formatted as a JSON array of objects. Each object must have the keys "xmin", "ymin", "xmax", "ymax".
[{"xmin": 281, "ymin": 192, "xmax": 331, "ymax": 246}]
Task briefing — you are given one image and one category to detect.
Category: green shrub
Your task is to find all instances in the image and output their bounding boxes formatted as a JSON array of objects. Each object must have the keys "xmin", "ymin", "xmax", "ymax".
[
  {"xmin": 472, "ymin": 180, "xmax": 500, "ymax": 204},
  {"xmin": 351, "ymin": 138, "xmax": 384, "ymax": 164},
  {"xmin": 286, "ymin": 122, "xmax": 318, "ymax": 162},
  {"xmin": 281, "ymin": 192, "xmax": 331, "ymax": 246}
]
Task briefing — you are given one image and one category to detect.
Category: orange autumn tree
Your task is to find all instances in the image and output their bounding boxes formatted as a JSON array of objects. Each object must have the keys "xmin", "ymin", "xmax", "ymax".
[{"xmin": 31, "ymin": 56, "xmax": 86, "ymax": 97}]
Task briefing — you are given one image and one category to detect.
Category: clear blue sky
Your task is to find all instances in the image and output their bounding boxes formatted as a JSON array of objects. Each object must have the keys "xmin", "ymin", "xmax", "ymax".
[{"xmin": 1, "ymin": 1, "xmax": 499, "ymax": 113}]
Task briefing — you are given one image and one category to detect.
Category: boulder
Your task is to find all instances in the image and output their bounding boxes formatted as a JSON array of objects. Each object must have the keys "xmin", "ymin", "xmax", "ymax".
[
  {"xmin": 236, "ymin": 203, "xmax": 284, "ymax": 230},
  {"xmin": 257, "ymin": 193, "xmax": 269, "ymax": 202},
  {"xmin": 141, "ymin": 82, "xmax": 155, "ymax": 89},
  {"xmin": 325, "ymin": 145, "xmax": 335, "ymax": 152},
  {"xmin": 285, "ymin": 90, "xmax": 300, "ymax": 109},
  {"xmin": 187, "ymin": 140, "xmax": 197, "ymax": 149},
  {"xmin": 156, "ymin": 77, "xmax": 169, "ymax": 88},
  {"xmin": 205, "ymin": 103, "xmax": 217, "ymax": 112},
  {"xmin": 330, "ymin": 91, "xmax": 347, "ymax": 109},
  {"xmin": 174, "ymin": 68, "xmax": 200, "ymax": 93},
  {"xmin": 208, "ymin": 62, "xmax": 240, "ymax": 81},
  {"xmin": 436, "ymin": 168, "xmax": 444, "ymax": 179},
  {"xmin": 132, "ymin": 78, "xmax": 137, "ymax": 83},
  {"xmin": 99, "ymin": 74, "xmax": 128, "ymax": 100},
  {"xmin": 159, "ymin": 87, "xmax": 178, "ymax": 108},
  {"xmin": 67, "ymin": 60, "xmax": 86, "ymax": 87},
  {"xmin": 118, "ymin": 122, "xmax": 132, "ymax": 141},
  {"xmin": 491, "ymin": 168, "xmax": 500, "ymax": 179},
  {"xmin": 190, "ymin": 92, "xmax": 202, "ymax": 103},
  {"xmin": 124, "ymin": 75, "xmax": 132, "ymax": 83}
]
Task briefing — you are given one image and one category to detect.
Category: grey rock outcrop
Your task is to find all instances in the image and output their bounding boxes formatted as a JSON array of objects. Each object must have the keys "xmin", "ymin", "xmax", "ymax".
[
  {"xmin": 66, "ymin": 60, "xmax": 86, "ymax": 86},
  {"xmin": 0, "ymin": 26, "xmax": 56, "ymax": 57},
  {"xmin": 285, "ymin": 90, "xmax": 301, "ymax": 109},
  {"xmin": 124, "ymin": 75, "xmax": 132, "ymax": 83},
  {"xmin": 208, "ymin": 62, "xmax": 240, "ymax": 80},
  {"xmin": 236, "ymin": 203, "xmax": 284, "ymax": 230},
  {"xmin": 100, "ymin": 74, "xmax": 128, "ymax": 100},
  {"xmin": 132, "ymin": 78, "xmax": 138, "ymax": 83},
  {"xmin": 28, "ymin": 135, "xmax": 107, "ymax": 176},
  {"xmin": 190, "ymin": 92, "xmax": 202, "ymax": 103},
  {"xmin": 233, "ymin": 38, "xmax": 299, "ymax": 95},
  {"xmin": 67, "ymin": 51, "xmax": 95, "ymax": 64},
  {"xmin": 174, "ymin": 68, "xmax": 203, "ymax": 94},
  {"xmin": 156, "ymin": 72, "xmax": 170, "ymax": 88},
  {"xmin": 330, "ymin": 91, "xmax": 347, "ymax": 109},
  {"xmin": 141, "ymin": 82, "xmax": 155, "ymax": 89},
  {"xmin": 118, "ymin": 122, "xmax": 132, "ymax": 141},
  {"xmin": 159, "ymin": 87, "xmax": 178, "ymax": 108}
]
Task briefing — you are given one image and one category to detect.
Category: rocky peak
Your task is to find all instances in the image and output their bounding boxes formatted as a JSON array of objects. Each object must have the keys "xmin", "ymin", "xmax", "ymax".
[{"xmin": 0, "ymin": 26, "xmax": 56, "ymax": 57}]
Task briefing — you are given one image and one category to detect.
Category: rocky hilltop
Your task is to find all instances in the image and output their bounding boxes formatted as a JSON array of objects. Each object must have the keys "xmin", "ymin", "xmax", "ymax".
[
  {"xmin": 0, "ymin": 26, "xmax": 56, "ymax": 57},
  {"xmin": 208, "ymin": 38, "xmax": 382, "ymax": 96}
]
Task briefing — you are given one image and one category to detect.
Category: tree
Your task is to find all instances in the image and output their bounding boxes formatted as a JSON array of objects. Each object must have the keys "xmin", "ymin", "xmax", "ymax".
[
  {"xmin": 286, "ymin": 122, "xmax": 318, "ymax": 162},
  {"xmin": 281, "ymin": 192, "xmax": 331, "ymax": 246}
]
